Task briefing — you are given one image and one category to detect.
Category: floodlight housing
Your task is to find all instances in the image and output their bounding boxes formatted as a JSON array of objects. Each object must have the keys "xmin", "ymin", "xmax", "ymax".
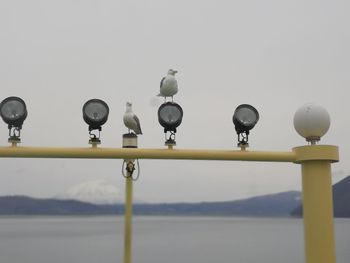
[
  {"xmin": 82, "ymin": 99, "xmax": 109, "ymax": 131},
  {"xmin": 233, "ymin": 104, "xmax": 259, "ymax": 134},
  {"xmin": 0, "ymin": 96, "xmax": 27, "ymax": 129},
  {"xmin": 158, "ymin": 102, "xmax": 183, "ymax": 133}
]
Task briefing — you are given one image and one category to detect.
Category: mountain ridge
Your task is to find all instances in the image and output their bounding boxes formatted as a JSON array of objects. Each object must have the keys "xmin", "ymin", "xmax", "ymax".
[
  {"xmin": 0, "ymin": 191, "xmax": 301, "ymax": 217},
  {"xmin": 0, "ymin": 176, "xmax": 348, "ymax": 217}
]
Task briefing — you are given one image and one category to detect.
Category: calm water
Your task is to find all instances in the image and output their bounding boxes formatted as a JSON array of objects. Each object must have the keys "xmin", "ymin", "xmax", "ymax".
[{"xmin": 0, "ymin": 216, "xmax": 349, "ymax": 263}]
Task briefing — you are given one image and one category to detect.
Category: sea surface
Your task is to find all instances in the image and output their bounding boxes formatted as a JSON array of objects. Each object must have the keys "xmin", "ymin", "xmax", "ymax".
[{"xmin": 0, "ymin": 216, "xmax": 349, "ymax": 263}]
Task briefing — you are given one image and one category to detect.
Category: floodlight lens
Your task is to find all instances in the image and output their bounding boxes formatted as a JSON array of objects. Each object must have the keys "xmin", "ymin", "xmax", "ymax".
[
  {"xmin": 0, "ymin": 97, "xmax": 27, "ymax": 127},
  {"xmin": 158, "ymin": 102, "xmax": 183, "ymax": 132},
  {"xmin": 84, "ymin": 102, "xmax": 108, "ymax": 121},
  {"xmin": 83, "ymin": 99, "xmax": 109, "ymax": 129},
  {"xmin": 233, "ymin": 104, "xmax": 259, "ymax": 133},
  {"xmin": 159, "ymin": 106, "xmax": 181, "ymax": 123},
  {"xmin": 235, "ymin": 108, "xmax": 258, "ymax": 126}
]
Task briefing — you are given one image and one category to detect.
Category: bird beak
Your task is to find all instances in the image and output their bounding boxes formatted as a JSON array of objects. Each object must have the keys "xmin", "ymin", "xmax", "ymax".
[{"xmin": 173, "ymin": 70, "xmax": 178, "ymax": 74}]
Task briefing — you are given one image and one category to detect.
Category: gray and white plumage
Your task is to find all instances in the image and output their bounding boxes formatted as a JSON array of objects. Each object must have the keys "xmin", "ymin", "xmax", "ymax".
[
  {"xmin": 123, "ymin": 102, "xmax": 142, "ymax": 135},
  {"xmin": 158, "ymin": 69, "xmax": 178, "ymax": 101}
]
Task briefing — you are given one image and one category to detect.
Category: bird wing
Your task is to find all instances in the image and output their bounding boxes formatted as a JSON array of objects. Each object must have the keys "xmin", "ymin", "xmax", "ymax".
[
  {"xmin": 133, "ymin": 114, "xmax": 142, "ymax": 134},
  {"xmin": 160, "ymin": 76, "xmax": 166, "ymax": 88}
]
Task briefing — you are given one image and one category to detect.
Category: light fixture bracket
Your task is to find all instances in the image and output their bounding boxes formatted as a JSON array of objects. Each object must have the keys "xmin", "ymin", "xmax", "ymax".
[
  {"xmin": 237, "ymin": 131, "xmax": 249, "ymax": 148},
  {"xmin": 165, "ymin": 131, "xmax": 177, "ymax": 146}
]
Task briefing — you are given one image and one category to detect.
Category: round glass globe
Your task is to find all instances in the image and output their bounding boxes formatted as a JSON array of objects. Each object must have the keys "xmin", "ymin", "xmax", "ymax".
[{"xmin": 293, "ymin": 103, "xmax": 330, "ymax": 142}]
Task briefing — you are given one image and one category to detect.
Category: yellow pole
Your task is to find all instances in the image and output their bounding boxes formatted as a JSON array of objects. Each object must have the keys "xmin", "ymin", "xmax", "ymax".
[
  {"xmin": 293, "ymin": 145, "xmax": 339, "ymax": 263},
  {"xmin": 124, "ymin": 161, "xmax": 134, "ymax": 263},
  {"xmin": 302, "ymin": 161, "xmax": 335, "ymax": 263}
]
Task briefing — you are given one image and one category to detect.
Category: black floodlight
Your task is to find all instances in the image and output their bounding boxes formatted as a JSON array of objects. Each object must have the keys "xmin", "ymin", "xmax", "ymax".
[
  {"xmin": 82, "ymin": 99, "xmax": 109, "ymax": 144},
  {"xmin": 83, "ymin": 99, "xmax": 109, "ymax": 130},
  {"xmin": 0, "ymin": 96, "xmax": 27, "ymax": 128},
  {"xmin": 158, "ymin": 102, "xmax": 183, "ymax": 133},
  {"xmin": 232, "ymin": 104, "xmax": 259, "ymax": 146},
  {"xmin": 0, "ymin": 96, "xmax": 28, "ymax": 143},
  {"xmin": 158, "ymin": 102, "xmax": 183, "ymax": 146}
]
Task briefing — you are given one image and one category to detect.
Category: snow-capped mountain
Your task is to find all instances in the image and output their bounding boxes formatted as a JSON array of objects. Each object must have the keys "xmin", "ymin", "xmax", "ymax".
[{"xmin": 60, "ymin": 180, "xmax": 122, "ymax": 204}]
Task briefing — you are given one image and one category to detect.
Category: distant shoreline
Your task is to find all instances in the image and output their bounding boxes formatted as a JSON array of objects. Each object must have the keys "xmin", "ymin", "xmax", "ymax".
[{"xmin": 0, "ymin": 176, "xmax": 348, "ymax": 217}]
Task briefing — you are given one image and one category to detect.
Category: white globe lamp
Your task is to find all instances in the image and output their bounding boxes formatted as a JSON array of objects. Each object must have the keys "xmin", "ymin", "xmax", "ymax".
[{"xmin": 293, "ymin": 103, "xmax": 330, "ymax": 144}]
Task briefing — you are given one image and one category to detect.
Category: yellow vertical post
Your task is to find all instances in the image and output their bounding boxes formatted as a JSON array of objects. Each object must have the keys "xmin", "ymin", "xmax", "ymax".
[
  {"xmin": 294, "ymin": 145, "xmax": 339, "ymax": 263},
  {"xmin": 124, "ymin": 169, "xmax": 133, "ymax": 263},
  {"xmin": 122, "ymin": 133, "xmax": 138, "ymax": 263},
  {"xmin": 302, "ymin": 161, "xmax": 335, "ymax": 263}
]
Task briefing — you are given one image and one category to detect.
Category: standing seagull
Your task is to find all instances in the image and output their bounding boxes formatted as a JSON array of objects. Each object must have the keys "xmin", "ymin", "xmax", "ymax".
[
  {"xmin": 123, "ymin": 102, "xmax": 142, "ymax": 135},
  {"xmin": 158, "ymin": 69, "xmax": 178, "ymax": 101}
]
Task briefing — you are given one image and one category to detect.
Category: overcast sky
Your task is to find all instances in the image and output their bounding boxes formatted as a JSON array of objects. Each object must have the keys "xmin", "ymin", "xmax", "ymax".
[{"xmin": 0, "ymin": 0, "xmax": 349, "ymax": 203}]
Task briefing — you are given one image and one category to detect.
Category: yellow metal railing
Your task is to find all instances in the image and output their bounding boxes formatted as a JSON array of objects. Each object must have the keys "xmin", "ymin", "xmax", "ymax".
[
  {"xmin": 0, "ymin": 146, "xmax": 296, "ymax": 162},
  {"xmin": 0, "ymin": 144, "xmax": 339, "ymax": 263}
]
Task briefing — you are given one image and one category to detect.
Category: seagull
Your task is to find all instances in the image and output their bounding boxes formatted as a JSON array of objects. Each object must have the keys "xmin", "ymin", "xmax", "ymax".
[
  {"xmin": 123, "ymin": 102, "xmax": 142, "ymax": 135},
  {"xmin": 158, "ymin": 69, "xmax": 178, "ymax": 101}
]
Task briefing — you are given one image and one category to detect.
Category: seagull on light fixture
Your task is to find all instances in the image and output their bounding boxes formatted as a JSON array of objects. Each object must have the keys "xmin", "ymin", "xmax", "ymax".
[
  {"xmin": 123, "ymin": 102, "xmax": 142, "ymax": 135},
  {"xmin": 158, "ymin": 69, "xmax": 178, "ymax": 102}
]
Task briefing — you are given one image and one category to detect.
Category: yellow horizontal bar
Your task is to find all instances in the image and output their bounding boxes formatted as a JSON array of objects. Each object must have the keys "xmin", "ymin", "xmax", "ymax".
[{"xmin": 0, "ymin": 146, "xmax": 296, "ymax": 162}]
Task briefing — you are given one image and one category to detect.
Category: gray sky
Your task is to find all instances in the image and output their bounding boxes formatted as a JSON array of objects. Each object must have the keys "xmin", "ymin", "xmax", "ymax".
[{"xmin": 0, "ymin": 0, "xmax": 349, "ymax": 203}]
